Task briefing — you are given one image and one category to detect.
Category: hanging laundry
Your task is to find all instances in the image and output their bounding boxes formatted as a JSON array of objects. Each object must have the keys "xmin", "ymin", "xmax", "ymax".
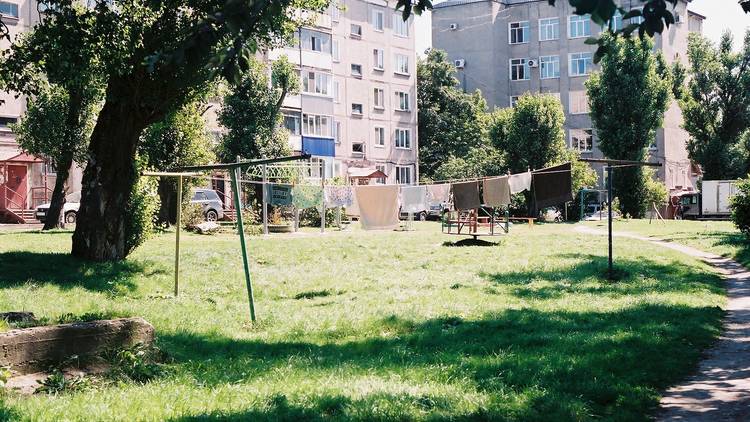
[
  {"xmin": 400, "ymin": 185, "xmax": 429, "ymax": 213},
  {"xmin": 265, "ymin": 183, "xmax": 292, "ymax": 206},
  {"xmin": 355, "ymin": 185, "xmax": 400, "ymax": 230},
  {"xmin": 483, "ymin": 176, "xmax": 511, "ymax": 207},
  {"xmin": 292, "ymin": 185, "xmax": 324, "ymax": 209},
  {"xmin": 452, "ymin": 181, "xmax": 481, "ymax": 210},
  {"xmin": 508, "ymin": 171, "xmax": 532, "ymax": 194},
  {"xmin": 426, "ymin": 183, "xmax": 451, "ymax": 205},
  {"xmin": 532, "ymin": 162, "xmax": 573, "ymax": 212},
  {"xmin": 324, "ymin": 185, "xmax": 354, "ymax": 207}
]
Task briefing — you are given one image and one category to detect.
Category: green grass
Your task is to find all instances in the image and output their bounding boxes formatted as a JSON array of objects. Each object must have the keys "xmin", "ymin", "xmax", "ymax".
[{"xmin": 0, "ymin": 222, "xmax": 727, "ymax": 421}]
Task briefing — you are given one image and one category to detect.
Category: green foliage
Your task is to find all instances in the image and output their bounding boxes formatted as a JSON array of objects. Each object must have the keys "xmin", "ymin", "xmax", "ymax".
[
  {"xmin": 0, "ymin": 366, "xmax": 10, "ymax": 388},
  {"xmin": 417, "ymin": 49, "xmax": 490, "ymax": 178},
  {"xmin": 586, "ymin": 33, "xmax": 671, "ymax": 218},
  {"xmin": 124, "ymin": 174, "xmax": 160, "ymax": 256},
  {"xmin": 219, "ymin": 57, "xmax": 298, "ymax": 161},
  {"xmin": 36, "ymin": 370, "xmax": 93, "ymax": 395},
  {"xmin": 731, "ymin": 177, "xmax": 750, "ymax": 237},
  {"xmin": 181, "ymin": 203, "xmax": 206, "ymax": 230},
  {"xmin": 642, "ymin": 167, "xmax": 668, "ymax": 210},
  {"xmin": 106, "ymin": 344, "xmax": 165, "ymax": 384},
  {"xmin": 680, "ymin": 31, "xmax": 750, "ymax": 180},
  {"xmin": 299, "ymin": 207, "xmax": 338, "ymax": 227},
  {"xmin": 433, "ymin": 147, "xmax": 505, "ymax": 181}
]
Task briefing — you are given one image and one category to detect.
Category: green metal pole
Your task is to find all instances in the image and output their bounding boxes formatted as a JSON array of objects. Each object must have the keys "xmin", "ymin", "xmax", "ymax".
[
  {"xmin": 230, "ymin": 167, "xmax": 256, "ymax": 321},
  {"xmin": 174, "ymin": 176, "xmax": 182, "ymax": 297}
]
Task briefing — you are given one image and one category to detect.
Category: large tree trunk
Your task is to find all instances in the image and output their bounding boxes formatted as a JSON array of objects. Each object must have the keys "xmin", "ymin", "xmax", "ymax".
[
  {"xmin": 71, "ymin": 99, "xmax": 151, "ymax": 261},
  {"xmin": 42, "ymin": 155, "xmax": 73, "ymax": 230}
]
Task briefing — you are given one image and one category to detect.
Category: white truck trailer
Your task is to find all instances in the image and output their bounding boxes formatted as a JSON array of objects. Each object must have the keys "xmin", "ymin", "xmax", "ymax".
[{"xmin": 700, "ymin": 180, "xmax": 737, "ymax": 218}]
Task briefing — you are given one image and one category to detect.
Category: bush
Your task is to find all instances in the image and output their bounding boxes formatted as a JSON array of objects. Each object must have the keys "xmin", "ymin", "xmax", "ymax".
[
  {"xmin": 641, "ymin": 168, "xmax": 668, "ymax": 214},
  {"xmin": 181, "ymin": 203, "xmax": 205, "ymax": 230},
  {"xmin": 731, "ymin": 177, "xmax": 750, "ymax": 236},
  {"xmin": 299, "ymin": 207, "xmax": 338, "ymax": 227},
  {"xmin": 124, "ymin": 175, "xmax": 160, "ymax": 255}
]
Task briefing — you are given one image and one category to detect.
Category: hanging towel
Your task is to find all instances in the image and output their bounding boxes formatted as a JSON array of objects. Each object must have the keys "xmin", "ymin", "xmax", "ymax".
[
  {"xmin": 532, "ymin": 162, "xmax": 573, "ymax": 212},
  {"xmin": 483, "ymin": 176, "xmax": 511, "ymax": 207},
  {"xmin": 324, "ymin": 185, "xmax": 354, "ymax": 207},
  {"xmin": 355, "ymin": 185, "xmax": 400, "ymax": 230},
  {"xmin": 265, "ymin": 184, "xmax": 292, "ymax": 206},
  {"xmin": 292, "ymin": 185, "xmax": 324, "ymax": 209},
  {"xmin": 508, "ymin": 171, "xmax": 532, "ymax": 194},
  {"xmin": 452, "ymin": 181, "xmax": 481, "ymax": 210},
  {"xmin": 400, "ymin": 185, "xmax": 429, "ymax": 213},
  {"xmin": 426, "ymin": 183, "xmax": 451, "ymax": 205}
]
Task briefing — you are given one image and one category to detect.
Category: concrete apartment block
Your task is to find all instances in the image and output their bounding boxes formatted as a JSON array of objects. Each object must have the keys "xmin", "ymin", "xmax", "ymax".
[
  {"xmin": 269, "ymin": 0, "xmax": 419, "ymax": 184},
  {"xmin": 432, "ymin": 0, "xmax": 704, "ymax": 193}
]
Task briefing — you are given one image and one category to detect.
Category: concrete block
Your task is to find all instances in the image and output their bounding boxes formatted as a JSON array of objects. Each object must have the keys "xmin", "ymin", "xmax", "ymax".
[{"xmin": 0, "ymin": 317, "xmax": 154, "ymax": 374}]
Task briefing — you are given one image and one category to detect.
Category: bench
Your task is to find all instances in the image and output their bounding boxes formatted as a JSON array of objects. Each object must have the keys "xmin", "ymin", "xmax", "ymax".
[{"xmin": 506, "ymin": 217, "xmax": 536, "ymax": 228}]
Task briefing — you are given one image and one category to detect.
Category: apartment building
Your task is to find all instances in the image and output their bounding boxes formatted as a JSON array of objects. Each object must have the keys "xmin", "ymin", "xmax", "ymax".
[
  {"xmin": 266, "ymin": 0, "xmax": 419, "ymax": 184},
  {"xmin": 432, "ymin": 0, "xmax": 705, "ymax": 192}
]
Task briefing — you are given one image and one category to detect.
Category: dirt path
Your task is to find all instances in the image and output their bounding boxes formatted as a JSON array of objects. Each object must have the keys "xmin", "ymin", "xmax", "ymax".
[{"xmin": 575, "ymin": 225, "xmax": 750, "ymax": 421}]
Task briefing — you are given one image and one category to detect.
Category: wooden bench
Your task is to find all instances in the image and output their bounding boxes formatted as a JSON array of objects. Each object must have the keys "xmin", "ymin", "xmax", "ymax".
[{"xmin": 506, "ymin": 217, "xmax": 536, "ymax": 228}]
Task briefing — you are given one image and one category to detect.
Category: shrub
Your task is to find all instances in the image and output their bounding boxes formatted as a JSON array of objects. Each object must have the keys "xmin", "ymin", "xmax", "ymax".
[
  {"xmin": 299, "ymin": 207, "xmax": 338, "ymax": 227},
  {"xmin": 105, "ymin": 343, "xmax": 166, "ymax": 384},
  {"xmin": 36, "ymin": 370, "xmax": 93, "ymax": 394},
  {"xmin": 641, "ymin": 168, "xmax": 668, "ymax": 214},
  {"xmin": 731, "ymin": 177, "xmax": 750, "ymax": 236},
  {"xmin": 124, "ymin": 175, "xmax": 161, "ymax": 255},
  {"xmin": 181, "ymin": 203, "xmax": 205, "ymax": 230}
]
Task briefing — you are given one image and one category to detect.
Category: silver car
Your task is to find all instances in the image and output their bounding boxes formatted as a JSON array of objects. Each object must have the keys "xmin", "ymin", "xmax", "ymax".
[{"xmin": 190, "ymin": 189, "xmax": 224, "ymax": 221}]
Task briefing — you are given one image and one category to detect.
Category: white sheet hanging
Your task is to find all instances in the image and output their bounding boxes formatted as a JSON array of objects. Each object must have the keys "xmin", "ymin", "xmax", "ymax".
[
  {"xmin": 400, "ymin": 185, "xmax": 429, "ymax": 213},
  {"xmin": 355, "ymin": 185, "xmax": 400, "ymax": 230},
  {"xmin": 508, "ymin": 171, "xmax": 532, "ymax": 194}
]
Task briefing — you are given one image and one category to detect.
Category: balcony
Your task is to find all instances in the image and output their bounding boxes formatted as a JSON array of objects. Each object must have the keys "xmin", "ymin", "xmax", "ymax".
[{"xmin": 302, "ymin": 136, "xmax": 335, "ymax": 157}]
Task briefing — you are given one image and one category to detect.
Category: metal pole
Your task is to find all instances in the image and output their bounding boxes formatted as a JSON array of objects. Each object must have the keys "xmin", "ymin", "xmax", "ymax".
[
  {"xmin": 174, "ymin": 176, "xmax": 182, "ymax": 296},
  {"xmin": 607, "ymin": 165, "xmax": 613, "ymax": 280},
  {"xmin": 262, "ymin": 164, "xmax": 268, "ymax": 235},
  {"xmin": 320, "ymin": 160, "xmax": 326, "ymax": 233},
  {"xmin": 231, "ymin": 167, "xmax": 256, "ymax": 321}
]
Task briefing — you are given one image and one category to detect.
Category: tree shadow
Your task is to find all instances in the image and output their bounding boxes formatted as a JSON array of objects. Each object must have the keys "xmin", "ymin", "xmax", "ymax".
[
  {"xmin": 0, "ymin": 251, "xmax": 165, "ymax": 293},
  {"xmin": 480, "ymin": 253, "xmax": 725, "ymax": 300},
  {"xmin": 159, "ymin": 302, "xmax": 723, "ymax": 420}
]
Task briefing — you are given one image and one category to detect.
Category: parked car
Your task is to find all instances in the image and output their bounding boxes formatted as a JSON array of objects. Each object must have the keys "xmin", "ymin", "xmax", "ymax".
[
  {"xmin": 36, "ymin": 192, "xmax": 81, "ymax": 224},
  {"xmin": 191, "ymin": 188, "xmax": 224, "ymax": 221}
]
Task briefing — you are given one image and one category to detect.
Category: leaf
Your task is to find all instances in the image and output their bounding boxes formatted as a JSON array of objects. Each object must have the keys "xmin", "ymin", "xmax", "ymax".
[{"xmin": 584, "ymin": 37, "xmax": 600, "ymax": 45}]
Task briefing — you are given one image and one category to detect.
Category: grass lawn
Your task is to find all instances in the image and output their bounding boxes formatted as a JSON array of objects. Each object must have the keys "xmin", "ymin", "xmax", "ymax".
[{"xmin": 0, "ymin": 222, "xmax": 726, "ymax": 421}]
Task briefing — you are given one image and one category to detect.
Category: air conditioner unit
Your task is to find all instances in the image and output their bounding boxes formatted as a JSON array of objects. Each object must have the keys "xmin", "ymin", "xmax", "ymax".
[
  {"xmin": 454, "ymin": 59, "xmax": 466, "ymax": 69},
  {"xmin": 449, "ymin": 23, "xmax": 459, "ymax": 30},
  {"xmin": 528, "ymin": 59, "xmax": 539, "ymax": 68}
]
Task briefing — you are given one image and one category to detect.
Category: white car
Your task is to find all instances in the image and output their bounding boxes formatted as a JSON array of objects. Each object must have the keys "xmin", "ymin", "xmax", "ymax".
[{"xmin": 36, "ymin": 192, "xmax": 80, "ymax": 224}]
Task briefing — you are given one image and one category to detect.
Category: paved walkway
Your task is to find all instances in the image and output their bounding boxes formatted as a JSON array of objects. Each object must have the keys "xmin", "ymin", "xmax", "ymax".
[{"xmin": 575, "ymin": 226, "xmax": 750, "ymax": 421}]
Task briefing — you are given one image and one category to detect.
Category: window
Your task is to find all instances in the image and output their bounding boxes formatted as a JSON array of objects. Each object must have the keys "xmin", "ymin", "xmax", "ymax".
[
  {"xmin": 0, "ymin": 1, "xmax": 18, "ymax": 18},
  {"xmin": 332, "ymin": 40, "xmax": 340, "ymax": 61},
  {"xmin": 393, "ymin": 14, "xmax": 409, "ymax": 37},
  {"xmin": 302, "ymin": 71, "xmax": 332, "ymax": 96},
  {"xmin": 571, "ymin": 129, "xmax": 594, "ymax": 152},
  {"xmin": 569, "ymin": 52, "xmax": 593, "ymax": 76},
  {"xmin": 539, "ymin": 17, "xmax": 560, "ymax": 41},
  {"xmin": 509, "ymin": 21, "xmax": 530, "ymax": 44},
  {"xmin": 606, "ymin": 11, "xmax": 623, "ymax": 31},
  {"xmin": 568, "ymin": 15, "xmax": 591, "ymax": 38},
  {"xmin": 352, "ymin": 142, "xmax": 365, "ymax": 154},
  {"xmin": 351, "ymin": 63, "xmax": 363, "ymax": 77},
  {"xmin": 540, "ymin": 55, "xmax": 560, "ymax": 79},
  {"xmin": 395, "ymin": 128, "xmax": 411, "ymax": 149},
  {"xmin": 396, "ymin": 166, "xmax": 412, "ymax": 185},
  {"xmin": 333, "ymin": 81, "xmax": 340, "ymax": 103},
  {"xmin": 396, "ymin": 91, "xmax": 410, "ymax": 111},
  {"xmin": 630, "ymin": 10, "xmax": 644, "ymax": 26},
  {"xmin": 373, "ymin": 88, "xmax": 385, "ymax": 109},
  {"xmin": 509, "ymin": 58, "xmax": 530, "ymax": 81},
  {"xmin": 376, "ymin": 164, "xmax": 386, "ymax": 184},
  {"xmin": 352, "ymin": 103, "xmax": 363, "ymax": 115},
  {"xmin": 510, "ymin": 96, "xmax": 520, "ymax": 107},
  {"xmin": 333, "ymin": 120, "xmax": 341, "ymax": 143},
  {"xmin": 300, "ymin": 30, "xmax": 331, "ymax": 53},
  {"xmin": 302, "ymin": 113, "xmax": 332, "ymax": 137},
  {"xmin": 0, "ymin": 116, "xmax": 17, "ymax": 131},
  {"xmin": 372, "ymin": 9, "xmax": 384, "ymax": 31},
  {"xmin": 373, "ymin": 49, "xmax": 384, "ymax": 70},
  {"xmin": 374, "ymin": 127, "xmax": 385, "ymax": 146},
  {"xmin": 331, "ymin": 2, "xmax": 340, "ymax": 21},
  {"xmin": 395, "ymin": 54, "xmax": 410, "ymax": 74},
  {"xmin": 282, "ymin": 113, "xmax": 301, "ymax": 135},
  {"xmin": 350, "ymin": 24, "xmax": 362, "ymax": 38},
  {"xmin": 569, "ymin": 91, "xmax": 590, "ymax": 114}
]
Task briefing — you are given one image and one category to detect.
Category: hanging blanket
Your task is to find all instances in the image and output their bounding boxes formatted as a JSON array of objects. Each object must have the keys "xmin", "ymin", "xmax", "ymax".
[
  {"xmin": 483, "ymin": 176, "xmax": 511, "ymax": 206},
  {"xmin": 508, "ymin": 171, "xmax": 532, "ymax": 194},
  {"xmin": 426, "ymin": 183, "xmax": 451, "ymax": 205},
  {"xmin": 400, "ymin": 185, "xmax": 429, "ymax": 213},
  {"xmin": 265, "ymin": 184, "xmax": 292, "ymax": 206},
  {"xmin": 532, "ymin": 162, "xmax": 572, "ymax": 212},
  {"xmin": 452, "ymin": 181, "xmax": 481, "ymax": 210},
  {"xmin": 355, "ymin": 185, "xmax": 400, "ymax": 230},
  {"xmin": 324, "ymin": 185, "xmax": 354, "ymax": 207},
  {"xmin": 292, "ymin": 185, "xmax": 324, "ymax": 210}
]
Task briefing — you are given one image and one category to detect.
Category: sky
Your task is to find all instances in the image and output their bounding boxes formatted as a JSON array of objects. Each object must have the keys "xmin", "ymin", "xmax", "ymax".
[{"xmin": 414, "ymin": 0, "xmax": 750, "ymax": 55}]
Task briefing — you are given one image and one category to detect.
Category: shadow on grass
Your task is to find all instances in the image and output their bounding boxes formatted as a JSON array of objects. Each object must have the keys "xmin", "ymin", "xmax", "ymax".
[
  {"xmin": 481, "ymin": 253, "xmax": 724, "ymax": 300},
  {"xmin": 658, "ymin": 230, "xmax": 750, "ymax": 267},
  {"xmin": 160, "ymin": 300, "xmax": 723, "ymax": 420},
  {"xmin": 441, "ymin": 238, "xmax": 501, "ymax": 247},
  {"xmin": 0, "ymin": 251, "xmax": 164, "ymax": 293}
]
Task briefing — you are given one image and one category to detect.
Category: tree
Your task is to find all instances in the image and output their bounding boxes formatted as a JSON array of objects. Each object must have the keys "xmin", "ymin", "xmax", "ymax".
[
  {"xmin": 433, "ymin": 147, "xmax": 505, "ymax": 181},
  {"xmin": 417, "ymin": 49, "xmax": 489, "ymax": 178},
  {"xmin": 1, "ymin": 0, "xmax": 321, "ymax": 261},
  {"xmin": 139, "ymin": 101, "xmax": 215, "ymax": 225},
  {"xmin": 586, "ymin": 33, "xmax": 671, "ymax": 218},
  {"xmin": 11, "ymin": 84, "xmax": 96, "ymax": 229},
  {"xmin": 218, "ymin": 56, "xmax": 298, "ymax": 161},
  {"xmin": 679, "ymin": 31, "xmax": 750, "ymax": 180}
]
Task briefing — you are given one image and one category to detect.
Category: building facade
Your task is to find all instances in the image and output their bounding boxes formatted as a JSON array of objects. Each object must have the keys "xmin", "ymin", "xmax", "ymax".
[
  {"xmin": 266, "ymin": 0, "xmax": 419, "ymax": 184},
  {"xmin": 432, "ymin": 0, "xmax": 704, "ymax": 193}
]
